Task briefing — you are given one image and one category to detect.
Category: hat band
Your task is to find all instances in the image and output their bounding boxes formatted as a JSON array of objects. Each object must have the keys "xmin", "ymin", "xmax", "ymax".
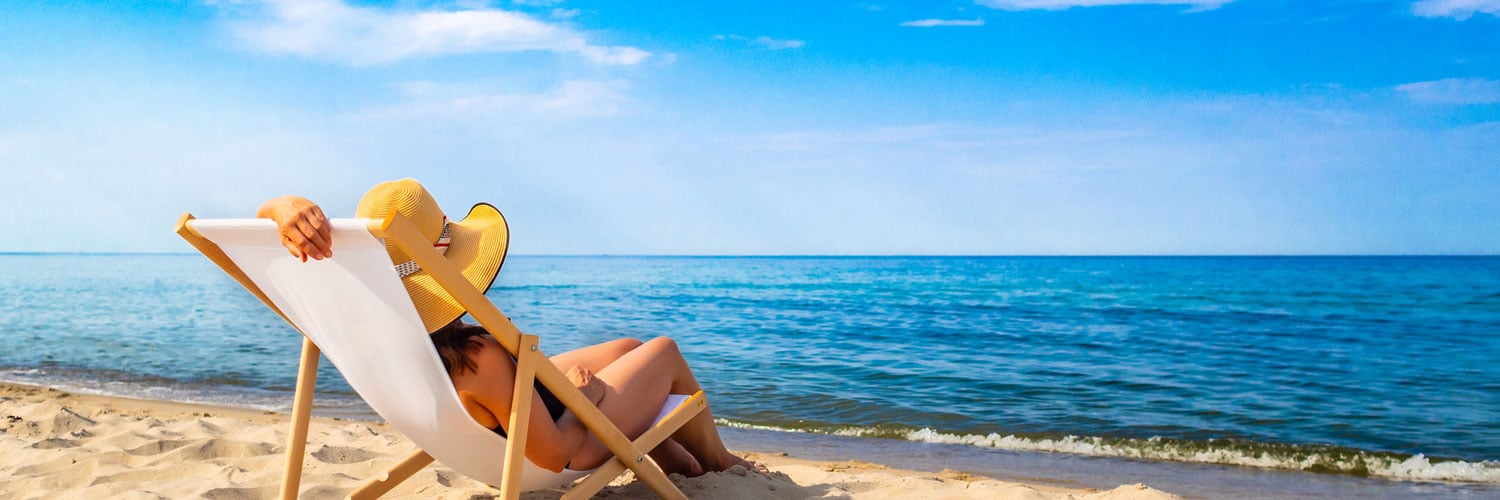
[{"xmin": 394, "ymin": 217, "xmax": 451, "ymax": 279}]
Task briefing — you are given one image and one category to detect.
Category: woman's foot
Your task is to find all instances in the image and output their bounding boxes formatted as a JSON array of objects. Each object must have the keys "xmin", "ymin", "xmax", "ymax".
[
  {"xmin": 708, "ymin": 453, "xmax": 769, "ymax": 475},
  {"xmin": 649, "ymin": 440, "xmax": 704, "ymax": 477}
]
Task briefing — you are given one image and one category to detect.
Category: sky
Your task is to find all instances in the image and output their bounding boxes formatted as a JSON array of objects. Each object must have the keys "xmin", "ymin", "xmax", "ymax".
[{"xmin": 1, "ymin": 0, "xmax": 1497, "ymax": 255}]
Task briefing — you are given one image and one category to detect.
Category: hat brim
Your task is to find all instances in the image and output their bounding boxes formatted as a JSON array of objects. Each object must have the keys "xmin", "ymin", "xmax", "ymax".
[{"xmin": 401, "ymin": 202, "xmax": 509, "ymax": 333}]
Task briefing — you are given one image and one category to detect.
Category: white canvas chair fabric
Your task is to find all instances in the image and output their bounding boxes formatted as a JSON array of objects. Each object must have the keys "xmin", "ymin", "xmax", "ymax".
[{"xmin": 189, "ymin": 218, "xmax": 684, "ymax": 492}]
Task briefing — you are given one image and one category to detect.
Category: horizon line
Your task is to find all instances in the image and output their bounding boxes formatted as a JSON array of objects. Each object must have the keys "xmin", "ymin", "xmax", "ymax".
[{"xmin": 2, "ymin": 252, "xmax": 1498, "ymax": 258}]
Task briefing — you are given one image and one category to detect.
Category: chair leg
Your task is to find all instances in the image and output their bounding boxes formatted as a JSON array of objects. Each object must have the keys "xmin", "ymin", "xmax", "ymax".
[
  {"xmin": 498, "ymin": 334, "xmax": 541, "ymax": 500},
  {"xmin": 562, "ymin": 391, "xmax": 707, "ymax": 500},
  {"xmin": 280, "ymin": 338, "xmax": 321, "ymax": 500},
  {"xmin": 560, "ymin": 458, "xmax": 629, "ymax": 500},
  {"xmin": 348, "ymin": 449, "xmax": 436, "ymax": 500}
]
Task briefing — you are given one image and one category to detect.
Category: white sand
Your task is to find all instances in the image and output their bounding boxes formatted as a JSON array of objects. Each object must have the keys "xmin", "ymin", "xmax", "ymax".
[{"xmin": 0, "ymin": 383, "xmax": 1177, "ymax": 499}]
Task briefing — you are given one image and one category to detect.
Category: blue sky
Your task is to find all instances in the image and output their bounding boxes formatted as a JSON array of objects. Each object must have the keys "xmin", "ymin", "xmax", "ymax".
[{"xmin": 1, "ymin": 0, "xmax": 1496, "ymax": 255}]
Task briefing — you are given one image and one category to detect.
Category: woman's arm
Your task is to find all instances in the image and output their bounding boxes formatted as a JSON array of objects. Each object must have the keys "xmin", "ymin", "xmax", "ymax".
[
  {"xmin": 459, "ymin": 335, "xmax": 590, "ymax": 472},
  {"xmin": 519, "ymin": 397, "xmax": 590, "ymax": 472},
  {"xmin": 255, "ymin": 195, "xmax": 332, "ymax": 261}
]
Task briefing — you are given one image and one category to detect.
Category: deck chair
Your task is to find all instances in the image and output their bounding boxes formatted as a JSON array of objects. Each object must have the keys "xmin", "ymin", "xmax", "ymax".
[{"xmin": 176, "ymin": 212, "xmax": 706, "ymax": 500}]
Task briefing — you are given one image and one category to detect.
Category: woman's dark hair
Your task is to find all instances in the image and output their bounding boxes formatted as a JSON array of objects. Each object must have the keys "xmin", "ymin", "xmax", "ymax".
[{"xmin": 430, "ymin": 319, "xmax": 487, "ymax": 375}]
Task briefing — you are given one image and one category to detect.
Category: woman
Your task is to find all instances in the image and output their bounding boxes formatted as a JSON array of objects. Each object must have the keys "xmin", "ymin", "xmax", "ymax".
[{"xmin": 256, "ymin": 179, "xmax": 761, "ymax": 476}]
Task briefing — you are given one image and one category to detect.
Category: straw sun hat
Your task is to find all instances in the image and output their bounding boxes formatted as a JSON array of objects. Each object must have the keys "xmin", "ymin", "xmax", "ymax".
[{"xmin": 355, "ymin": 178, "xmax": 509, "ymax": 333}]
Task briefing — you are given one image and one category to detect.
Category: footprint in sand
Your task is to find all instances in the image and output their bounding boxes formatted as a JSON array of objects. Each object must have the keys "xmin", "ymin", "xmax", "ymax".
[
  {"xmin": 311, "ymin": 445, "xmax": 379, "ymax": 464},
  {"xmin": 201, "ymin": 485, "xmax": 278, "ymax": 500},
  {"xmin": 158, "ymin": 439, "xmax": 278, "ymax": 463},
  {"xmin": 48, "ymin": 407, "xmax": 97, "ymax": 435},
  {"xmin": 125, "ymin": 439, "xmax": 194, "ymax": 456},
  {"xmin": 30, "ymin": 437, "xmax": 79, "ymax": 449}
]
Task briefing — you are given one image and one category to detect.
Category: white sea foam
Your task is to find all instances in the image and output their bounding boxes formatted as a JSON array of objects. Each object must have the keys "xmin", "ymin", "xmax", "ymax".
[
  {"xmin": 716, "ymin": 419, "xmax": 1500, "ymax": 484},
  {"xmin": 1381, "ymin": 454, "xmax": 1500, "ymax": 483},
  {"xmin": 900, "ymin": 429, "xmax": 1500, "ymax": 483}
]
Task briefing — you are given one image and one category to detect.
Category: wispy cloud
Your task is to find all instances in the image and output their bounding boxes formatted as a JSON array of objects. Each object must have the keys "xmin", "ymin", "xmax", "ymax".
[
  {"xmin": 901, "ymin": 18, "xmax": 986, "ymax": 27},
  {"xmin": 1412, "ymin": 0, "xmax": 1500, "ymax": 20},
  {"xmin": 714, "ymin": 34, "xmax": 805, "ymax": 50},
  {"xmin": 221, "ymin": 0, "xmax": 649, "ymax": 66},
  {"xmin": 726, "ymin": 124, "xmax": 1149, "ymax": 157},
  {"xmin": 754, "ymin": 36, "xmax": 806, "ymax": 50},
  {"xmin": 369, "ymin": 79, "xmax": 631, "ymax": 120},
  {"xmin": 1397, "ymin": 78, "xmax": 1500, "ymax": 104},
  {"xmin": 976, "ymin": 0, "xmax": 1230, "ymax": 11}
]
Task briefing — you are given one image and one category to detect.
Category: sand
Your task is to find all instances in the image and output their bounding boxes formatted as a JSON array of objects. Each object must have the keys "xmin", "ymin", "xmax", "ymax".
[{"xmin": 0, "ymin": 382, "xmax": 1177, "ymax": 499}]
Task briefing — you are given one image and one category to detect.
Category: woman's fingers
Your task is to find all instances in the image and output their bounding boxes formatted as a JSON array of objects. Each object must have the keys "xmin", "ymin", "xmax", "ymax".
[
  {"xmin": 278, "ymin": 215, "xmax": 324, "ymax": 262},
  {"xmin": 258, "ymin": 195, "xmax": 331, "ymax": 260},
  {"xmin": 566, "ymin": 366, "xmax": 587, "ymax": 385},
  {"xmin": 281, "ymin": 237, "xmax": 307, "ymax": 262},
  {"xmin": 566, "ymin": 367, "xmax": 605, "ymax": 404},
  {"xmin": 294, "ymin": 215, "xmax": 331, "ymax": 260},
  {"xmin": 311, "ymin": 205, "xmax": 332, "ymax": 257}
]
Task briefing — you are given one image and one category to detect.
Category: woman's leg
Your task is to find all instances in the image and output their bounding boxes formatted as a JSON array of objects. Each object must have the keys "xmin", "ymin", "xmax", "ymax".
[
  {"xmin": 549, "ymin": 337, "xmax": 643, "ymax": 373},
  {"xmin": 548, "ymin": 337, "xmax": 703, "ymax": 475},
  {"xmin": 568, "ymin": 337, "xmax": 755, "ymax": 474},
  {"xmin": 646, "ymin": 436, "xmax": 703, "ymax": 477}
]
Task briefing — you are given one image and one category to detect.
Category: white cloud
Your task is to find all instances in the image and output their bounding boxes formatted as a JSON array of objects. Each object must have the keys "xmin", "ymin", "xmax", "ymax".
[
  {"xmin": 1396, "ymin": 78, "xmax": 1500, "ymax": 104},
  {"xmin": 370, "ymin": 79, "xmax": 630, "ymax": 119},
  {"xmin": 753, "ymin": 36, "xmax": 805, "ymax": 50},
  {"xmin": 901, "ymin": 18, "xmax": 986, "ymax": 27},
  {"xmin": 726, "ymin": 124, "xmax": 1150, "ymax": 159},
  {"xmin": 976, "ymin": 0, "xmax": 1230, "ymax": 11},
  {"xmin": 716, "ymin": 34, "xmax": 806, "ymax": 50},
  {"xmin": 1412, "ymin": 0, "xmax": 1500, "ymax": 19},
  {"xmin": 222, "ymin": 0, "xmax": 649, "ymax": 65}
]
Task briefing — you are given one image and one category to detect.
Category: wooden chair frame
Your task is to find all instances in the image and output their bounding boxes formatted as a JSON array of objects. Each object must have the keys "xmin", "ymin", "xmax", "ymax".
[{"xmin": 176, "ymin": 212, "xmax": 705, "ymax": 500}]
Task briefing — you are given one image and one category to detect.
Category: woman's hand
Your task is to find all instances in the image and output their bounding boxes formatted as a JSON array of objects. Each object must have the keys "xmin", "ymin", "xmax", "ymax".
[
  {"xmin": 255, "ymin": 195, "xmax": 332, "ymax": 261},
  {"xmin": 566, "ymin": 366, "xmax": 605, "ymax": 406}
]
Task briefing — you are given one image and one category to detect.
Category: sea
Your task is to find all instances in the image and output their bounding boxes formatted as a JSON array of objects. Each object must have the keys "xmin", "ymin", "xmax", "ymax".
[{"xmin": 2, "ymin": 254, "xmax": 1496, "ymax": 498}]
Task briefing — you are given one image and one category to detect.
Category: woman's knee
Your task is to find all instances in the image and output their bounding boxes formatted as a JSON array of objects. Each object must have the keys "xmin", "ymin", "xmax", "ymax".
[
  {"xmin": 642, "ymin": 336, "xmax": 681, "ymax": 357},
  {"xmin": 601, "ymin": 337, "xmax": 644, "ymax": 359},
  {"xmin": 612, "ymin": 337, "xmax": 645, "ymax": 351}
]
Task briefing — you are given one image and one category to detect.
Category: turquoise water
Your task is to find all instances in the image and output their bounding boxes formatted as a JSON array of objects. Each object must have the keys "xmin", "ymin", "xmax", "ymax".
[{"xmin": 2, "ymin": 254, "xmax": 1497, "ymax": 489}]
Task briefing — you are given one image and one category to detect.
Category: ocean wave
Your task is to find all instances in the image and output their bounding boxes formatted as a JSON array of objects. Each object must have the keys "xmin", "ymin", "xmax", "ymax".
[{"xmin": 716, "ymin": 419, "xmax": 1500, "ymax": 484}]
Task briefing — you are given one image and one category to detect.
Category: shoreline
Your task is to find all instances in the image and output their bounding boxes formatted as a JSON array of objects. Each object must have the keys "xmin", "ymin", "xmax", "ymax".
[
  {"xmin": 0, "ymin": 382, "xmax": 1176, "ymax": 499},
  {"xmin": 10, "ymin": 367, "xmax": 1498, "ymax": 489},
  {"xmin": 2, "ymin": 378, "xmax": 1495, "ymax": 498},
  {"xmin": 3, "ymin": 374, "xmax": 1495, "ymax": 498}
]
